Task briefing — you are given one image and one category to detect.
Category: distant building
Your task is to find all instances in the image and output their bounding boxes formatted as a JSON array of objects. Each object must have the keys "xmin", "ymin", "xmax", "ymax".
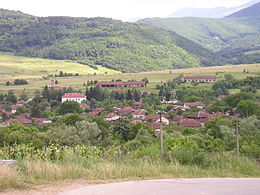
[
  {"xmin": 104, "ymin": 113, "xmax": 120, "ymax": 121},
  {"xmin": 184, "ymin": 76, "xmax": 217, "ymax": 83},
  {"xmin": 61, "ymin": 93, "xmax": 87, "ymax": 103},
  {"xmin": 97, "ymin": 81, "xmax": 145, "ymax": 88},
  {"xmin": 184, "ymin": 102, "xmax": 206, "ymax": 109}
]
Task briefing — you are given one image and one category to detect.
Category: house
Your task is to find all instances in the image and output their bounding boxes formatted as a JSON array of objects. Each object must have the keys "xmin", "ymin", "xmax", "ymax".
[
  {"xmin": 218, "ymin": 95, "xmax": 228, "ymax": 100},
  {"xmin": 188, "ymin": 111, "xmax": 210, "ymax": 120},
  {"xmin": 17, "ymin": 100, "xmax": 26, "ymax": 106},
  {"xmin": 144, "ymin": 114, "xmax": 169, "ymax": 125},
  {"xmin": 117, "ymin": 107, "xmax": 135, "ymax": 116},
  {"xmin": 97, "ymin": 81, "xmax": 145, "ymax": 88},
  {"xmin": 10, "ymin": 105, "xmax": 21, "ymax": 114},
  {"xmin": 80, "ymin": 104, "xmax": 90, "ymax": 111},
  {"xmin": 0, "ymin": 105, "xmax": 5, "ymax": 112},
  {"xmin": 3, "ymin": 114, "xmax": 52, "ymax": 126},
  {"xmin": 184, "ymin": 76, "xmax": 217, "ymax": 83},
  {"xmin": 32, "ymin": 118, "xmax": 52, "ymax": 125},
  {"xmin": 184, "ymin": 102, "xmax": 206, "ymax": 109},
  {"xmin": 132, "ymin": 109, "xmax": 147, "ymax": 119},
  {"xmin": 172, "ymin": 105, "xmax": 185, "ymax": 112},
  {"xmin": 179, "ymin": 119, "xmax": 203, "ymax": 128},
  {"xmin": 90, "ymin": 108, "xmax": 104, "ymax": 117},
  {"xmin": 61, "ymin": 93, "xmax": 87, "ymax": 103},
  {"xmin": 104, "ymin": 113, "xmax": 120, "ymax": 121},
  {"xmin": 134, "ymin": 102, "xmax": 142, "ymax": 108},
  {"xmin": 145, "ymin": 122, "xmax": 161, "ymax": 132}
]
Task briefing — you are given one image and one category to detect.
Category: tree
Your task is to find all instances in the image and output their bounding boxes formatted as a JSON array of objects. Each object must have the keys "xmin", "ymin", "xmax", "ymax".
[
  {"xmin": 224, "ymin": 92, "xmax": 254, "ymax": 108},
  {"xmin": 113, "ymin": 117, "xmax": 131, "ymax": 141},
  {"xmin": 62, "ymin": 113, "xmax": 81, "ymax": 126},
  {"xmin": 42, "ymin": 85, "xmax": 50, "ymax": 101},
  {"xmin": 59, "ymin": 101, "xmax": 82, "ymax": 115},
  {"xmin": 20, "ymin": 90, "xmax": 28, "ymax": 101},
  {"xmin": 6, "ymin": 90, "xmax": 17, "ymax": 104},
  {"xmin": 237, "ymin": 100, "xmax": 259, "ymax": 117},
  {"xmin": 126, "ymin": 89, "xmax": 132, "ymax": 100},
  {"xmin": 74, "ymin": 120, "xmax": 101, "ymax": 145}
]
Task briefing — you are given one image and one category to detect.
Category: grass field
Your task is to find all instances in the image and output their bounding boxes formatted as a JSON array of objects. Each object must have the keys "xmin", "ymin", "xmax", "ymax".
[
  {"xmin": 0, "ymin": 52, "xmax": 120, "ymax": 80},
  {"xmin": 1, "ymin": 52, "xmax": 260, "ymax": 96}
]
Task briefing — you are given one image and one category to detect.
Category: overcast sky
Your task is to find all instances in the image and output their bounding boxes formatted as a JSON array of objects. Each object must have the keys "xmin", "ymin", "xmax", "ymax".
[{"xmin": 0, "ymin": 0, "xmax": 253, "ymax": 21}]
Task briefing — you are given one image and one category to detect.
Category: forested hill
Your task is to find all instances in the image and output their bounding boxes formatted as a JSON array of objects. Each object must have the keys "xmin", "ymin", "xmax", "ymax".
[
  {"xmin": 0, "ymin": 9, "xmax": 227, "ymax": 73},
  {"xmin": 226, "ymin": 2, "xmax": 260, "ymax": 18},
  {"xmin": 139, "ymin": 2, "xmax": 260, "ymax": 65}
]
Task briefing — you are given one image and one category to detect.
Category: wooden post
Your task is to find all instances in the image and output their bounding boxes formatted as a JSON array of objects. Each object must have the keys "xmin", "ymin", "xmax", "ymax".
[
  {"xmin": 8, "ymin": 147, "xmax": 11, "ymax": 159},
  {"xmin": 236, "ymin": 121, "xmax": 240, "ymax": 157}
]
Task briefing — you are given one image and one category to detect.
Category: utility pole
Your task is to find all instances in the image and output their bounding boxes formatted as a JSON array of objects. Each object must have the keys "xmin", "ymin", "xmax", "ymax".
[
  {"xmin": 235, "ymin": 120, "xmax": 240, "ymax": 157},
  {"xmin": 158, "ymin": 111, "xmax": 164, "ymax": 157}
]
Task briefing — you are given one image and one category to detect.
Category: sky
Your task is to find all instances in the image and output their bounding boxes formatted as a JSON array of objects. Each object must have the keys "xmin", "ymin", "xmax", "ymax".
[{"xmin": 0, "ymin": 0, "xmax": 254, "ymax": 21}]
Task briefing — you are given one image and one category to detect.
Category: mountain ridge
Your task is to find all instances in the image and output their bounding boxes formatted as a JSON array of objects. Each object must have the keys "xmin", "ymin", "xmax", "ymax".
[{"xmin": 0, "ymin": 9, "xmax": 226, "ymax": 73}]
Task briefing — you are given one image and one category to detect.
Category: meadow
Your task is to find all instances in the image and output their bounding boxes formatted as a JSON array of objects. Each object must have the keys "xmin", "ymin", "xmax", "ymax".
[{"xmin": 1, "ymin": 52, "xmax": 260, "ymax": 96}]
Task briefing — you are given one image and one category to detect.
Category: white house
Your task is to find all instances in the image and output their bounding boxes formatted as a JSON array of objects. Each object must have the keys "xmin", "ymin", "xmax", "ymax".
[{"xmin": 61, "ymin": 93, "xmax": 87, "ymax": 103}]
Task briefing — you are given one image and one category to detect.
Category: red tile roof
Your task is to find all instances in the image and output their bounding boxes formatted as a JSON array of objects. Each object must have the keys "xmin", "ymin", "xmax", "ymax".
[
  {"xmin": 97, "ymin": 81, "xmax": 145, "ymax": 87},
  {"xmin": 133, "ymin": 109, "xmax": 147, "ymax": 116},
  {"xmin": 80, "ymin": 104, "xmax": 90, "ymax": 109},
  {"xmin": 10, "ymin": 105, "xmax": 21, "ymax": 110},
  {"xmin": 62, "ymin": 93, "xmax": 86, "ymax": 98},
  {"xmin": 188, "ymin": 111, "xmax": 210, "ymax": 119},
  {"xmin": 104, "ymin": 113, "xmax": 119, "ymax": 119},
  {"xmin": 144, "ymin": 114, "xmax": 168, "ymax": 121},
  {"xmin": 184, "ymin": 102, "xmax": 206, "ymax": 107},
  {"xmin": 17, "ymin": 100, "xmax": 26, "ymax": 105},
  {"xmin": 179, "ymin": 119, "xmax": 202, "ymax": 128}
]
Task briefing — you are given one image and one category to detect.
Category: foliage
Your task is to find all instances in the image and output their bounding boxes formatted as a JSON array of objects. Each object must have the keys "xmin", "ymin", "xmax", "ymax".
[
  {"xmin": 59, "ymin": 101, "xmax": 83, "ymax": 115},
  {"xmin": 0, "ymin": 9, "xmax": 204, "ymax": 73}
]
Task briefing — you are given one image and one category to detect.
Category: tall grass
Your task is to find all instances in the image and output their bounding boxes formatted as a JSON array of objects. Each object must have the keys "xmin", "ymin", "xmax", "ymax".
[
  {"xmin": 0, "ymin": 164, "xmax": 23, "ymax": 191},
  {"xmin": 0, "ymin": 153, "xmax": 259, "ymax": 192}
]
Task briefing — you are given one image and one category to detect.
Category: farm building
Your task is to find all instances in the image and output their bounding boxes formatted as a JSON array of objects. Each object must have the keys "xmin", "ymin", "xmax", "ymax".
[
  {"xmin": 97, "ymin": 81, "xmax": 145, "ymax": 88},
  {"xmin": 184, "ymin": 76, "xmax": 217, "ymax": 83}
]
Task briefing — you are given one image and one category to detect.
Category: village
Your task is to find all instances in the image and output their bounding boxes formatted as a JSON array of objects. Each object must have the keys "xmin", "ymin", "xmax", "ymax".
[{"xmin": 0, "ymin": 75, "xmax": 242, "ymax": 132}]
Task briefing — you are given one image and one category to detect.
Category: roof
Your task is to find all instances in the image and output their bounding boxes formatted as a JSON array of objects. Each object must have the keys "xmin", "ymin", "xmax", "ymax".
[
  {"xmin": 144, "ymin": 114, "xmax": 168, "ymax": 121},
  {"xmin": 104, "ymin": 113, "xmax": 119, "ymax": 119},
  {"xmin": 184, "ymin": 102, "xmax": 206, "ymax": 107},
  {"xmin": 188, "ymin": 111, "xmax": 210, "ymax": 119},
  {"xmin": 184, "ymin": 76, "xmax": 217, "ymax": 80},
  {"xmin": 10, "ymin": 105, "xmax": 21, "ymax": 110},
  {"xmin": 80, "ymin": 104, "xmax": 90, "ymax": 109},
  {"xmin": 17, "ymin": 100, "xmax": 26, "ymax": 105},
  {"xmin": 97, "ymin": 81, "xmax": 145, "ymax": 86},
  {"xmin": 179, "ymin": 119, "xmax": 202, "ymax": 127},
  {"xmin": 133, "ymin": 109, "xmax": 147, "ymax": 115},
  {"xmin": 145, "ymin": 122, "xmax": 161, "ymax": 130},
  {"xmin": 118, "ymin": 107, "xmax": 135, "ymax": 115},
  {"xmin": 62, "ymin": 93, "xmax": 86, "ymax": 98}
]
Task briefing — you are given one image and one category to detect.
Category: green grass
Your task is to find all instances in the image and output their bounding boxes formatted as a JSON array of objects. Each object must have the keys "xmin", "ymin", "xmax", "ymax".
[
  {"xmin": 1, "ymin": 153, "xmax": 259, "ymax": 192},
  {"xmin": 0, "ymin": 52, "xmax": 259, "ymax": 96},
  {"xmin": 0, "ymin": 52, "xmax": 120, "ymax": 80}
]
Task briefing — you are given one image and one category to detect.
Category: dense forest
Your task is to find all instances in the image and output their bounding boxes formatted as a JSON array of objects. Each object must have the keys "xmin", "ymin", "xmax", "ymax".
[{"xmin": 0, "ymin": 9, "xmax": 229, "ymax": 73}]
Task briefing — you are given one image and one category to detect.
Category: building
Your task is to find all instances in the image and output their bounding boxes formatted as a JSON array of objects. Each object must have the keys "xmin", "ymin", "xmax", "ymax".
[
  {"xmin": 97, "ymin": 81, "xmax": 145, "ymax": 88},
  {"xmin": 184, "ymin": 76, "xmax": 217, "ymax": 83},
  {"xmin": 61, "ymin": 93, "xmax": 87, "ymax": 103},
  {"xmin": 144, "ymin": 114, "xmax": 170, "ymax": 125},
  {"xmin": 104, "ymin": 113, "xmax": 120, "ymax": 121},
  {"xmin": 184, "ymin": 102, "xmax": 206, "ymax": 109}
]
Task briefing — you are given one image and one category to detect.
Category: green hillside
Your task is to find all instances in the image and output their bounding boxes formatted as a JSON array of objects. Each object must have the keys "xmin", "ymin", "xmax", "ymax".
[
  {"xmin": 226, "ymin": 2, "xmax": 260, "ymax": 18},
  {"xmin": 0, "ymin": 9, "xmax": 225, "ymax": 73},
  {"xmin": 139, "ymin": 2, "xmax": 260, "ymax": 65},
  {"xmin": 139, "ymin": 17, "xmax": 258, "ymax": 51}
]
